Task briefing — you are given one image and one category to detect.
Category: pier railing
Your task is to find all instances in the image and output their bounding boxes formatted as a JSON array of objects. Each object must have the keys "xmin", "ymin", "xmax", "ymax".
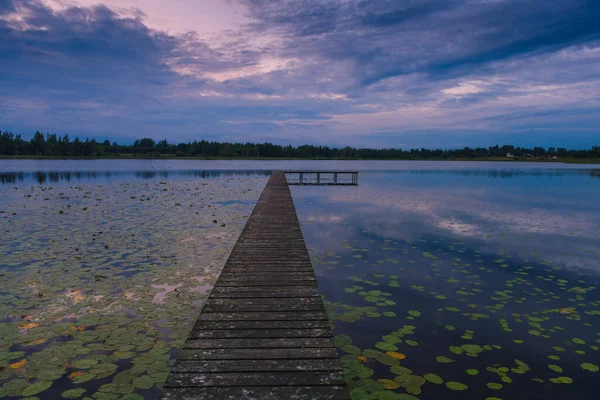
[{"xmin": 284, "ymin": 171, "xmax": 358, "ymax": 186}]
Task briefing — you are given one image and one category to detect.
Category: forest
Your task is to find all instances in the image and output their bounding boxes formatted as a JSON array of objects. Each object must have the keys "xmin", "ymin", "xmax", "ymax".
[{"xmin": 1, "ymin": 130, "xmax": 599, "ymax": 160}]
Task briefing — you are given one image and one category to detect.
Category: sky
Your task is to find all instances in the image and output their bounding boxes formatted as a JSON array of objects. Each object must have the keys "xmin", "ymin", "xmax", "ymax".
[{"xmin": 1, "ymin": 0, "xmax": 599, "ymax": 148}]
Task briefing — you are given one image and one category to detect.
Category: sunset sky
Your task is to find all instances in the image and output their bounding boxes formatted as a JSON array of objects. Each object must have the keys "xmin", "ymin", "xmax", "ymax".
[{"xmin": 1, "ymin": 0, "xmax": 599, "ymax": 148}]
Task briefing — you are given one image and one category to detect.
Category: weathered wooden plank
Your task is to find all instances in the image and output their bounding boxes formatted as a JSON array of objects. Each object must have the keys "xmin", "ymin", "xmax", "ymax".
[
  {"xmin": 165, "ymin": 371, "xmax": 345, "ymax": 387},
  {"xmin": 220, "ymin": 271, "xmax": 316, "ymax": 276},
  {"xmin": 162, "ymin": 171, "xmax": 349, "ymax": 399},
  {"xmin": 218, "ymin": 275, "xmax": 317, "ymax": 281},
  {"xmin": 172, "ymin": 359, "xmax": 343, "ymax": 373},
  {"xmin": 206, "ymin": 297, "xmax": 323, "ymax": 305},
  {"xmin": 209, "ymin": 291, "xmax": 320, "ymax": 299},
  {"xmin": 159, "ymin": 386, "xmax": 350, "ymax": 400},
  {"xmin": 223, "ymin": 267, "xmax": 315, "ymax": 272},
  {"xmin": 193, "ymin": 320, "xmax": 332, "ymax": 330},
  {"xmin": 198, "ymin": 312, "xmax": 329, "ymax": 321},
  {"xmin": 176, "ymin": 347, "xmax": 340, "ymax": 361},
  {"xmin": 211, "ymin": 286, "xmax": 319, "ymax": 294},
  {"xmin": 203, "ymin": 305, "xmax": 325, "ymax": 312},
  {"xmin": 183, "ymin": 338, "xmax": 335, "ymax": 349},
  {"xmin": 204, "ymin": 297, "xmax": 324, "ymax": 310},
  {"xmin": 216, "ymin": 280, "xmax": 317, "ymax": 287},
  {"xmin": 188, "ymin": 329, "xmax": 333, "ymax": 339}
]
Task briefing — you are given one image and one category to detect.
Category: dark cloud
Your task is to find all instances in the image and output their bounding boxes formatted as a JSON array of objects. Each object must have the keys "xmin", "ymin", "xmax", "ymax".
[
  {"xmin": 0, "ymin": 0, "xmax": 14, "ymax": 14},
  {"xmin": 0, "ymin": 0, "xmax": 175, "ymax": 93},
  {"xmin": 242, "ymin": 0, "xmax": 600, "ymax": 86},
  {"xmin": 0, "ymin": 0, "xmax": 599, "ymax": 147}
]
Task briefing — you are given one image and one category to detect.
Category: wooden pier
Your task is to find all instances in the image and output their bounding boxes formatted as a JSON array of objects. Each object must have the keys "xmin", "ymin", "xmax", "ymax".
[
  {"xmin": 160, "ymin": 171, "xmax": 350, "ymax": 399},
  {"xmin": 285, "ymin": 171, "xmax": 358, "ymax": 186}
]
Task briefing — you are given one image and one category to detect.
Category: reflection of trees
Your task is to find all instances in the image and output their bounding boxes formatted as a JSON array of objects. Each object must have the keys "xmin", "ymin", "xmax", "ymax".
[
  {"xmin": 404, "ymin": 170, "xmax": 591, "ymax": 179},
  {"xmin": 1, "ymin": 170, "xmax": 271, "ymax": 185},
  {"xmin": 0, "ymin": 172, "xmax": 24, "ymax": 184}
]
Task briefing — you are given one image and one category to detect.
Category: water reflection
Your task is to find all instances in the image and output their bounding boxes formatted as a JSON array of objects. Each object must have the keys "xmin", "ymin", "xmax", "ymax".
[
  {"xmin": 0, "ymin": 169, "xmax": 271, "ymax": 185},
  {"xmin": 292, "ymin": 170, "xmax": 600, "ymax": 400}
]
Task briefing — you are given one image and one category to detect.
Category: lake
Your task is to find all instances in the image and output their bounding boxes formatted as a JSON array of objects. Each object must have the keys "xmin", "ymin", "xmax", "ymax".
[{"xmin": 1, "ymin": 159, "xmax": 599, "ymax": 399}]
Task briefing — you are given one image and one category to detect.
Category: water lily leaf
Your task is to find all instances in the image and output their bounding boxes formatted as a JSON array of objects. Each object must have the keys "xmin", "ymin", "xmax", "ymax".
[
  {"xmin": 461, "ymin": 344, "xmax": 483, "ymax": 354},
  {"xmin": 9, "ymin": 359, "xmax": 27, "ymax": 369},
  {"xmin": 581, "ymin": 363, "xmax": 599, "ymax": 372},
  {"xmin": 382, "ymin": 335, "xmax": 402, "ymax": 344},
  {"xmin": 23, "ymin": 381, "xmax": 53, "ymax": 397},
  {"xmin": 72, "ymin": 373, "xmax": 97, "ymax": 384},
  {"xmin": 466, "ymin": 369, "xmax": 479, "ymax": 376},
  {"xmin": 390, "ymin": 365, "xmax": 412, "ymax": 375},
  {"xmin": 436, "ymin": 356, "xmax": 455, "ymax": 364},
  {"xmin": 445, "ymin": 381, "xmax": 468, "ymax": 391},
  {"xmin": 376, "ymin": 342, "xmax": 398, "ymax": 351},
  {"xmin": 148, "ymin": 347, "xmax": 170, "ymax": 356},
  {"xmin": 377, "ymin": 379, "xmax": 400, "ymax": 389},
  {"xmin": 341, "ymin": 345, "xmax": 361, "ymax": 355},
  {"xmin": 61, "ymin": 389, "xmax": 86, "ymax": 398},
  {"xmin": 487, "ymin": 382, "xmax": 503, "ymax": 390},
  {"xmin": 549, "ymin": 376, "xmax": 573, "ymax": 384},
  {"xmin": 377, "ymin": 354, "xmax": 399, "ymax": 366},
  {"xmin": 449, "ymin": 346, "xmax": 463, "ymax": 355},
  {"xmin": 334, "ymin": 335, "xmax": 352, "ymax": 347},
  {"xmin": 120, "ymin": 395, "xmax": 144, "ymax": 400},
  {"xmin": 408, "ymin": 310, "xmax": 421, "ymax": 317},
  {"xmin": 36, "ymin": 369, "xmax": 66, "ymax": 380},
  {"xmin": 363, "ymin": 349, "xmax": 383, "ymax": 358},
  {"xmin": 113, "ymin": 351, "xmax": 136, "ymax": 360},
  {"xmin": 73, "ymin": 358, "xmax": 98, "ymax": 369},
  {"xmin": 384, "ymin": 352, "xmax": 406, "ymax": 360},
  {"xmin": 548, "ymin": 364, "xmax": 563, "ymax": 373},
  {"xmin": 424, "ymin": 373, "xmax": 443, "ymax": 384},
  {"xmin": 573, "ymin": 338, "xmax": 586, "ymax": 345},
  {"xmin": 132, "ymin": 375, "xmax": 154, "ymax": 389}
]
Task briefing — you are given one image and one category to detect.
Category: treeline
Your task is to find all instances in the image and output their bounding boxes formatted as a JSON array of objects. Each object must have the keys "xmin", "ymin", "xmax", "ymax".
[{"xmin": 1, "ymin": 130, "xmax": 599, "ymax": 159}]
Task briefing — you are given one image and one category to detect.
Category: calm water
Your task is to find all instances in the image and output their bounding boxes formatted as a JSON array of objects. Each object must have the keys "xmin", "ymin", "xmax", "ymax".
[
  {"xmin": 1, "ymin": 159, "xmax": 599, "ymax": 400},
  {"xmin": 292, "ymin": 168, "xmax": 600, "ymax": 400}
]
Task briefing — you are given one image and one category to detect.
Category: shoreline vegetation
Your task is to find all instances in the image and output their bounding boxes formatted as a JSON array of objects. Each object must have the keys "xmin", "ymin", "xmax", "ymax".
[
  {"xmin": 1, "ymin": 155, "xmax": 600, "ymax": 164},
  {"xmin": 1, "ymin": 131, "xmax": 599, "ymax": 163}
]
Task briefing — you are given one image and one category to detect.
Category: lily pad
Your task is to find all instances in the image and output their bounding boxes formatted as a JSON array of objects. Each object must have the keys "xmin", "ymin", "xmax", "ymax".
[
  {"xmin": 73, "ymin": 358, "xmax": 99, "ymax": 369},
  {"xmin": 487, "ymin": 382, "xmax": 503, "ymax": 390},
  {"xmin": 132, "ymin": 375, "xmax": 155, "ymax": 390},
  {"xmin": 62, "ymin": 389, "xmax": 87, "ymax": 399},
  {"xmin": 549, "ymin": 376, "xmax": 573, "ymax": 384},
  {"xmin": 436, "ymin": 356, "xmax": 455, "ymax": 364},
  {"xmin": 341, "ymin": 345, "xmax": 361, "ymax": 355},
  {"xmin": 445, "ymin": 381, "xmax": 468, "ymax": 391},
  {"xmin": 72, "ymin": 373, "xmax": 97, "ymax": 384},
  {"xmin": 581, "ymin": 363, "xmax": 599, "ymax": 372},
  {"xmin": 548, "ymin": 364, "xmax": 563, "ymax": 373},
  {"xmin": 23, "ymin": 381, "xmax": 53, "ymax": 397},
  {"xmin": 424, "ymin": 373, "xmax": 443, "ymax": 384},
  {"xmin": 376, "ymin": 342, "xmax": 398, "ymax": 351}
]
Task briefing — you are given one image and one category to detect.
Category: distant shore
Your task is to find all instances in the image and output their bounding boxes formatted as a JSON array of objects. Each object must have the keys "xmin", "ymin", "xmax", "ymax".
[{"xmin": 1, "ymin": 155, "xmax": 599, "ymax": 164}]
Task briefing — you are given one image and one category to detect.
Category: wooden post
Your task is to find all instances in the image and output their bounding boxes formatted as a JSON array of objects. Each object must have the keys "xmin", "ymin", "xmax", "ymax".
[
  {"xmin": 317, "ymin": 172, "xmax": 320, "ymax": 185},
  {"xmin": 300, "ymin": 172, "xmax": 303, "ymax": 185},
  {"xmin": 334, "ymin": 173, "xmax": 338, "ymax": 184}
]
